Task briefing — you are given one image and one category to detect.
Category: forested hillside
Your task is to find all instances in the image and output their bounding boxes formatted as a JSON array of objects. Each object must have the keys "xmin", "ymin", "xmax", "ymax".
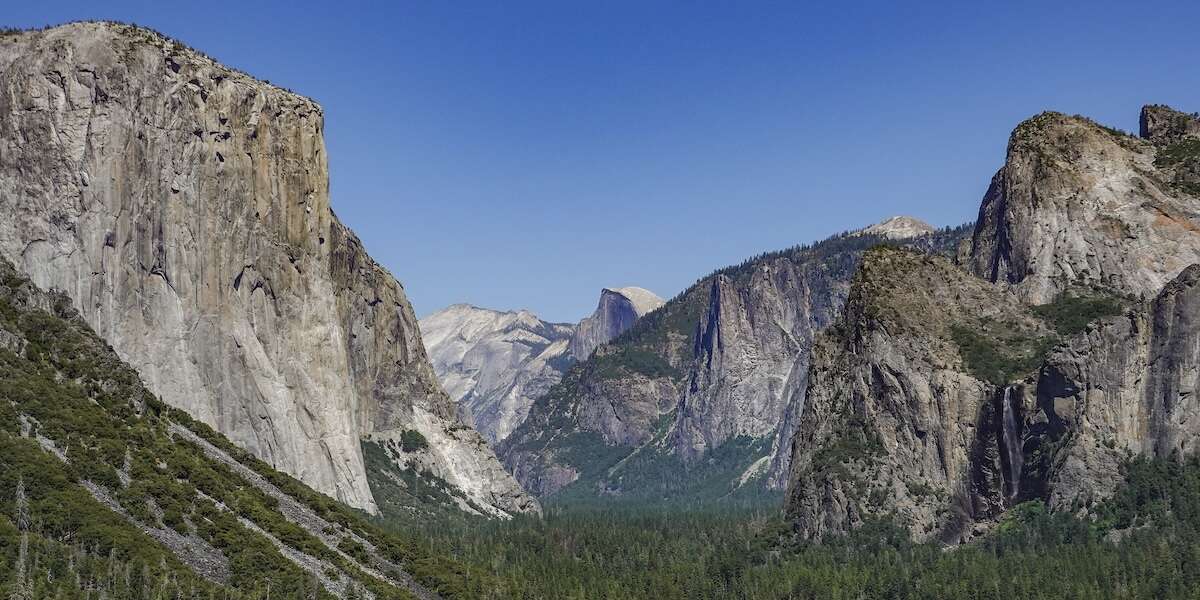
[
  {"xmin": 0, "ymin": 258, "xmax": 488, "ymax": 599},
  {"xmin": 394, "ymin": 454, "xmax": 1200, "ymax": 599},
  {"xmin": 500, "ymin": 223, "xmax": 973, "ymax": 504}
]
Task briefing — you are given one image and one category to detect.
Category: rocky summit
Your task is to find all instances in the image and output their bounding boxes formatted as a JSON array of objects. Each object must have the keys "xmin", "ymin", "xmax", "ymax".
[
  {"xmin": 420, "ymin": 304, "xmax": 575, "ymax": 444},
  {"xmin": 0, "ymin": 22, "xmax": 536, "ymax": 518},
  {"xmin": 786, "ymin": 105, "xmax": 1200, "ymax": 543},
  {"xmin": 567, "ymin": 287, "xmax": 666, "ymax": 361},
  {"xmin": 420, "ymin": 286, "xmax": 663, "ymax": 445},
  {"xmin": 499, "ymin": 217, "xmax": 970, "ymax": 500}
]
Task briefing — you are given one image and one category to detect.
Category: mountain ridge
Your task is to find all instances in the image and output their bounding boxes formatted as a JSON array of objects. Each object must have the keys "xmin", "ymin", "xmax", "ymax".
[
  {"xmin": 785, "ymin": 104, "xmax": 1200, "ymax": 543},
  {"xmin": 499, "ymin": 218, "xmax": 972, "ymax": 501},
  {"xmin": 420, "ymin": 286, "xmax": 663, "ymax": 444},
  {"xmin": 0, "ymin": 20, "xmax": 535, "ymax": 519}
]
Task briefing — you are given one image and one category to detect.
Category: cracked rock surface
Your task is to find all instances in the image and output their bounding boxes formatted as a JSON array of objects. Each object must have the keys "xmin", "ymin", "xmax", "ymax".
[{"xmin": 0, "ymin": 22, "xmax": 536, "ymax": 517}]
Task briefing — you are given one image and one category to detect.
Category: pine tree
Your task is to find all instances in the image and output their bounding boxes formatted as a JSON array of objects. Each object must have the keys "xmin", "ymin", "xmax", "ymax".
[{"xmin": 11, "ymin": 477, "xmax": 32, "ymax": 600}]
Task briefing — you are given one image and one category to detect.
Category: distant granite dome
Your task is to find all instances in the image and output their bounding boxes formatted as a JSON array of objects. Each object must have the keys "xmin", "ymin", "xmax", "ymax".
[
  {"xmin": 568, "ymin": 287, "xmax": 665, "ymax": 361},
  {"xmin": 420, "ymin": 304, "xmax": 575, "ymax": 444},
  {"xmin": 421, "ymin": 286, "xmax": 663, "ymax": 445},
  {"xmin": 855, "ymin": 216, "xmax": 936, "ymax": 239}
]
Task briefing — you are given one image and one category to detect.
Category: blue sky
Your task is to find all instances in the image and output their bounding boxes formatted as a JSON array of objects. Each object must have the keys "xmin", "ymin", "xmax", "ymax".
[{"xmin": 7, "ymin": 2, "xmax": 1200, "ymax": 322}]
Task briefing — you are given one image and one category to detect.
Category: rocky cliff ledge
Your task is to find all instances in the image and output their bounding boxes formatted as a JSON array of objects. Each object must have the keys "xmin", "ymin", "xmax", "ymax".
[
  {"xmin": 788, "ymin": 106, "xmax": 1200, "ymax": 543},
  {"xmin": 0, "ymin": 22, "xmax": 536, "ymax": 516}
]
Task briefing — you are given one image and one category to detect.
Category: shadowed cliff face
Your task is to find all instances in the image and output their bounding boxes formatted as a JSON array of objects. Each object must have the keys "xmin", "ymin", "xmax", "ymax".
[
  {"xmin": 419, "ymin": 287, "xmax": 662, "ymax": 447},
  {"xmin": 785, "ymin": 247, "xmax": 1052, "ymax": 543},
  {"xmin": 787, "ymin": 106, "xmax": 1200, "ymax": 543},
  {"xmin": 969, "ymin": 109, "xmax": 1200, "ymax": 303},
  {"xmin": 500, "ymin": 222, "xmax": 971, "ymax": 500},
  {"xmin": 1038, "ymin": 264, "xmax": 1200, "ymax": 509},
  {"xmin": 0, "ymin": 22, "xmax": 537, "ymax": 517},
  {"xmin": 568, "ymin": 287, "xmax": 665, "ymax": 361}
]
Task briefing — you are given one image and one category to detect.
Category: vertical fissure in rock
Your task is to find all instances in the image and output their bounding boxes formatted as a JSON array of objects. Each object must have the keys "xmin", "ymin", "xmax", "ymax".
[{"xmin": 998, "ymin": 386, "xmax": 1023, "ymax": 503}]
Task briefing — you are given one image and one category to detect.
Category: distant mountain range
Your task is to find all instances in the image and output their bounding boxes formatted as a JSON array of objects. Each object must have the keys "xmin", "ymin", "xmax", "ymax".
[
  {"xmin": 420, "ymin": 287, "xmax": 664, "ymax": 444},
  {"xmin": 495, "ymin": 216, "xmax": 971, "ymax": 503}
]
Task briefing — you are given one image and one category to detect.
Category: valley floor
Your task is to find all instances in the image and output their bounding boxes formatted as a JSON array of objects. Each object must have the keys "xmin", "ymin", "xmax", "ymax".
[{"xmin": 388, "ymin": 455, "xmax": 1200, "ymax": 600}]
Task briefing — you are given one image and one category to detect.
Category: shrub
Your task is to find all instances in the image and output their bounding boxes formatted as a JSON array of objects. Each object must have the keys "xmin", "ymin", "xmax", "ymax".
[
  {"xmin": 400, "ymin": 429, "xmax": 429, "ymax": 453},
  {"xmin": 1032, "ymin": 292, "xmax": 1123, "ymax": 335}
]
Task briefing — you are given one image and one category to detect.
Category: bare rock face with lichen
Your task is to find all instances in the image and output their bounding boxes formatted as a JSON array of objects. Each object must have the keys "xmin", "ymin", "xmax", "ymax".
[
  {"xmin": 787, "ymin": 106, "xmax": 1200, "ymax": 543},
  {"xmin": 500, "ymin": 220, "xmax": 970, "ymax": 499},
  {"xmin": 970, "ymin": 108, "xmax": 1200, "ymax": 303},
  {"xmin": 786, "ymin": 247, "xmax": 1050, "ymax": 542},
  {"xmin": 0, "ymin": 22, "xmax": 537, "ymax": 517}
]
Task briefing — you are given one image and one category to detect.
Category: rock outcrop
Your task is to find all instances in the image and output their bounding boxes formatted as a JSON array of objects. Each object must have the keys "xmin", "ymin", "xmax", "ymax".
[
  {"xmin": 421, "ymin": 287, "xmax": 662, "ymax": 447},
  {"xmin": 1140, "ymin": 104, "xmax": 1200, "ymax": 145},
  {"xmin": 854, "ymin": 215, "xmax": 936, "ymax": 240},
  {"xmin": 500, "ymin": 219, "xmax": 971, "ymax": 500},
  {"xmin": 1039, "ymin": 264, "xmax": 1200, "ymax": 508},
  {"xmin": 420, "ymin": 304, "xmax": 574, "ymax": 443},
  {"xmin": 787, "ymin": 105, "xmax": 1200, "ymax": 543},
  {"xmin": 969, "ymin": 109, "xmax": 1200, "ymax": 303},
  {"xmin": 568, "ymin": 287, "xmax": 664, "ymax": 361},
  {"xmin": 785, "ymin": 247, "xmax": 1050, "ymax": 542},
  {"xmin": 0, "ymin": 22, "xmax": 536, "ymax": 517}
]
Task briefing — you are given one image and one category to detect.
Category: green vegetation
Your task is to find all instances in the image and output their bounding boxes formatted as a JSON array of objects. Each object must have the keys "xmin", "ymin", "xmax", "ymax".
[
  {"xmin": 551, "ymin": 433, "xmax": 778, "ymax": 509},
  {"xmin": 947, "ymin": 287, "xmax": 1125, "ymax": 385},
  {"xmin": 950, "ymin": 321, "xmax": 1057, "ymax": 385},
  {"xmin": 0, "ymin": 260, "xmax": 493, "ymax": 599},
  {"xmin": 1032, "ymin": 290, "xmax": 1125, "ymax": 335},
  {"xmin": 398, "ymin": 429, "xmax": 430, "ymax": 453},
  {"xmin": 807, "ymin": 416, "xmax": 884, "ymax": 478},
  {"xmin": 590, "ymin": 346, "xmax": 679, "ymax": 380},
  {"xmin": 1154, "ymin": 138, "xmax": 1200, "ymax": 167},
  {"xmin": 385, "ymin": 453, "xmax": 1200, "ymax": 599}
]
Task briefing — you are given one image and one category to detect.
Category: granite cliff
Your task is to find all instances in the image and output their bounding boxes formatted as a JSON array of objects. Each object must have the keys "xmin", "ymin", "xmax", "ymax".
[
  {"xmin": 420, "ymin": 304, "xmax": 575, "ymax": 444},
  {"xmin": 500, "ymin": 220, "xmax": 971, "ymax": 499},
  {"xmin": 420, "ymin": 287, "xmax": 663, "ymax": 446},
  {"xmin": 0, "ymin": 22, "xmax": 536, "ymax": 517},
  {"xmin": 786, "ymin": 105, "xmax": 1200, "ymax": 542}
]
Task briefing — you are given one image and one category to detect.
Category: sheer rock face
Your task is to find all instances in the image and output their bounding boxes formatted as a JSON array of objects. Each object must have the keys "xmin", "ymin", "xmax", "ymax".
[
  {"xmin": 0, "ymin": 22, "xmax": 536, "ymax": 517},
  {"xmin": 501, "ymin": 223, "xmax": 970, "ymax": 499},
  {"xmin": 969, "ymin": 110, "xmax": 1200, "ymax": 304},
  {"xmin": 568, "ymin": 287, "xmax": 664, "ymax": 361},
  {"xmin": 1040, "ymin": 264, "xmax": 1200, "ymax": 508},
  {"xmin": 1140, "ymin": 104, "xmax": 1200, "ymax": 145},
  {"xmin": 420, "ymin": 304, "xmax": 574, "ymax": 444},
  {"xmin": 785, "ymin": 248, "xmax": 1045, "ymax": 543},
  {"xmin": 787, "ymin": 251, "xmax": 1200, "ymax": 543},
  {"xmin": 673, "ymin": 259, "xmax": 844, "ymax": 464},
  {"xmin": 788, "ymin": 106, "xmax": 1200, "ymax": 543}
]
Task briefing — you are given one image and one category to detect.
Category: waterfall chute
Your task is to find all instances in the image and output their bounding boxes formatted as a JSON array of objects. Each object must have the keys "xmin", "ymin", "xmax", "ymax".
[{"xmin": 1000, "ymin": 386, "xmax": 1022, "ymax": 503}]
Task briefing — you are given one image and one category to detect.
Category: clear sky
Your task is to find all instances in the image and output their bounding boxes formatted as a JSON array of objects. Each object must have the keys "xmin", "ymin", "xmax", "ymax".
[{"xmin": 6, "ymin": 2, "xmax": 1200, "ymax": 322}]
